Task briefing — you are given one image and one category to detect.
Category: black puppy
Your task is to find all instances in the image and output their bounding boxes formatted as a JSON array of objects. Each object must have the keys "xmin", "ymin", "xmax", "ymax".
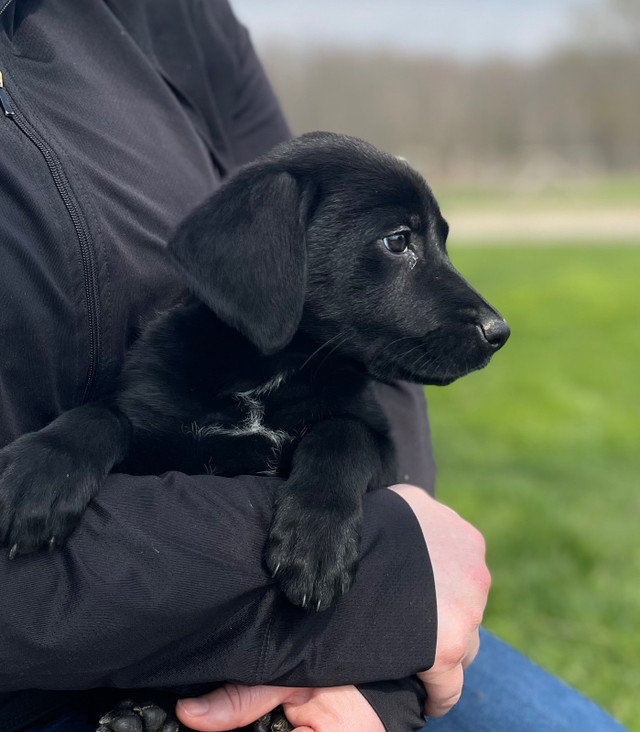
[{"xmin": 0, "ymin": 132, "xmax": 508, "ymax": 730}]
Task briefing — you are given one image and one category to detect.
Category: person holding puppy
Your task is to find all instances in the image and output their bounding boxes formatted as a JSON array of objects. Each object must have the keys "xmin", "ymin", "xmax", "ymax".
[{"xmin": 0, "ymin": 2, "xmax": 626, "ymax": 732}]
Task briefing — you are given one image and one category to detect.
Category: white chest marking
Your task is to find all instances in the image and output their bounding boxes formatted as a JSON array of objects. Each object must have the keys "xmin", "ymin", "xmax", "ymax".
[{"xmin": 186, "ymin": 372, "xmax": 293, "ymax": 450}]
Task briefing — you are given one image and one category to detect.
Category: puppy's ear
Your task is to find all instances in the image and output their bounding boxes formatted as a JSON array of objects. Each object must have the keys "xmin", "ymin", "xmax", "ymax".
[{"xmin": 168, "ymin": 167, "xmax": 308, "ymax": 354}]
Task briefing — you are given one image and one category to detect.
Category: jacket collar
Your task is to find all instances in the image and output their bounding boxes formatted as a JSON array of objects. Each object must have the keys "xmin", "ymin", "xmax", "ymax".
[
  {"xmin": 1, "ymin": 0, "xmax": 18, "ymax": 39},
  {"xmin": 0, "ymin": 0, "xmax": 15, "ymax": 34}
]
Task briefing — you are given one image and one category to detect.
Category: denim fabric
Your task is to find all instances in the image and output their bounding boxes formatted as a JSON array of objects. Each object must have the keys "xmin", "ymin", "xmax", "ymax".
[{"xmin": 423, "ymin": 628, "xmax": 627, "ymax": 732}]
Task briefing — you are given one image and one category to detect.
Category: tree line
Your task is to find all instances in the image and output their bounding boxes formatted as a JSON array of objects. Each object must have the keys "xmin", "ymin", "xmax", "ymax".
[{"xmin": 259, "ymin": 1, "xmax": 640, "ymax": 183}]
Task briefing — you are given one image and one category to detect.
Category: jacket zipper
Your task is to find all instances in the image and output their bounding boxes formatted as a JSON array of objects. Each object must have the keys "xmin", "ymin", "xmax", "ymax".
[{"xmin": 0, "ymin": 71, "xmax": 100, "ymax": 403}]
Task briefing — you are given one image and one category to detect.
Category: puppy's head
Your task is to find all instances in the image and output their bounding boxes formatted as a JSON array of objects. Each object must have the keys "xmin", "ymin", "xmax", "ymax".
[{"xmin": 169, "ymin": 132, "xmax": 509, "ymax": 385}]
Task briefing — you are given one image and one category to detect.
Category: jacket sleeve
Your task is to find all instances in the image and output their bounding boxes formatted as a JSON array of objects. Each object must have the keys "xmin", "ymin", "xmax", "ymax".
[
  {"xmin": 200, "ymin": 0, "xmax": 293, "ymax": 166},
  {"xmin": 225, "ymin": 7, "xmax": 293, "ymax": 166},
  {"xmin": 359, "ymin": 678, "xmax": 428, "ymax": 732},
  {"xmin": 356, "ymin": 382, "xmax": 435, "ymax": 732},
  {"xmin": 374, "ymin": 380, "xmax": 436, "ymax": 496},
  {"xmin": 0, "ymin": 471, "xmax": 435, "ymax": 693}
]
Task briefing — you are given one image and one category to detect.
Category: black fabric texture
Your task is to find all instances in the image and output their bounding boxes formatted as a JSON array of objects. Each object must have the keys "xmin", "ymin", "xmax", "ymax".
[
  {"xmin": 0, "ymin": 479, "xmax": 435, "ymax": 691},
  {"xmin": 359, "ymin": 678, "xmax": 428, "ymax": 732},
  {"xmin": 0, "ymin": 1, "xmax": 436, "ymax": 730}
]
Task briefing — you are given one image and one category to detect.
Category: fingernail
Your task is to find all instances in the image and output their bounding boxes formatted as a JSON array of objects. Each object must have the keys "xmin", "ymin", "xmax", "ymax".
[{"xmin": 177, "ymin": 698, "xmax": 210, "ymax": 717}]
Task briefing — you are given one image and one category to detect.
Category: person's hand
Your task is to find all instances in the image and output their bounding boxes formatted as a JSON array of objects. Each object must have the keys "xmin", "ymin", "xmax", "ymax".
[
  {"xmin": 389, "ymin": 484, "xmax": 490, "ymax": 718},
  {"xmin": 176, "ymin": 683, "xmax": 384, "ymax": 732}
]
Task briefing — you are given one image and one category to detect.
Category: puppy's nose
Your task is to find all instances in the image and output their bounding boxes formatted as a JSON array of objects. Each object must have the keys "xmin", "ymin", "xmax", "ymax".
[{"xmin": 478, "ymin": 316, "xmax": 510, "ymax": 350}]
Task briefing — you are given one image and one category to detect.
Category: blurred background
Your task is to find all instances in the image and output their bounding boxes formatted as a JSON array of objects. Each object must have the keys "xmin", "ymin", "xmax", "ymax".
[{"xmin": 232, "ymin": 0, "xmax": 639, "ymax": 728}]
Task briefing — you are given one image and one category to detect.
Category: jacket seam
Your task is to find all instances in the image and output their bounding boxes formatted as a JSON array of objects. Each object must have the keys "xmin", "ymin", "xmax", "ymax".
[{"xmin": 256, "ymin": 610, "xmax": 274, "ymax": 684}]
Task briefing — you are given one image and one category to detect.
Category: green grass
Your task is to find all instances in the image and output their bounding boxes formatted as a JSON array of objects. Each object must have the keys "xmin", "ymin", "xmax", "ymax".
[
  {"xmin": 426, "ymin": 244, "xmax": 640, "ymax": 730},
  {"xmin": 435, "ymin": 175, "xmax": 640, "ymax": 212}
]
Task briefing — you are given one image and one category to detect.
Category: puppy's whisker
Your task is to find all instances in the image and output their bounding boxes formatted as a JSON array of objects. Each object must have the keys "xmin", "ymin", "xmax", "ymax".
[
  {"xmin": 413, "ymin": 351, "xmax": 439, "ymax": 375},
  {"xmin": 300, "ymin": 332, "xmax": 346, "ymax": 370},
  {"xmin": 314, "ymin": 333, "xmax": 352, "ymax": 372},
  {"xmin": 374, "ymin": 335, "xmax": 415, "ymax": 359},
  {"xmin": 396, "ymin": 342, "xmax": 428, "ymax": 362},
  {"xmin": 415, "ymin": 349, "xmax": 436, "ymax": 369},
  {"xmin": 408, "ymin": 351, "xmax": 431, "ymax": 374},
  {"xmin": 374, "ymin": 340, "xmax": 425, "ymax": 372}
]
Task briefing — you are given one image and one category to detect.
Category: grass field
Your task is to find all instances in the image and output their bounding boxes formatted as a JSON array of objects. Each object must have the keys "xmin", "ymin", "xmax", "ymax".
[
  {"xmin": 432, "ymin": 176, "xmax": 640, "ymax": 243},
  {"xmin": 435, "ymin": 175, "xmax": 640, "ymax": 212},
  {"xmin": 425, "ymin": 244, "xmax": 640, "ymax": 730}
]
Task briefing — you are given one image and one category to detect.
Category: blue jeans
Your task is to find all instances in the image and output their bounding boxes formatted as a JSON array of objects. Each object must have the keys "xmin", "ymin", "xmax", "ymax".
[
  {"xmin": 423, "ymin": 628, "xmax": 627, "ymax": 732},
  {"xmin": 27, "ymin": 629, "xmax": 627, "ymax": 732}
]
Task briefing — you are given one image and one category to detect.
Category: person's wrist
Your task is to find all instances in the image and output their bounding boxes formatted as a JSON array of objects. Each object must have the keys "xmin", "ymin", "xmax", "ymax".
[{"xmin": 388, "ymin": 484, "xmax": 490, "ymax": 718}]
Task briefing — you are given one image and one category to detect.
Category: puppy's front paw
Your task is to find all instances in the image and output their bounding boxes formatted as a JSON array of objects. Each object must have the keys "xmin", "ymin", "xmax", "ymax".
[
  {"xmin": 246, "ymin": 708, "xmax": 293, "ymax": 732},
  {"xmin": 265, "ymin": 493, "xmax": 362, "ymax": 612},
  {"xmin": 97, "ymin": 700, "xmax": 183, "ymax": 732},
  {"xmin": 96, "ymin": 701, "xmax": 292, "ymax": 732},
  {"xmin": 0, "ymin": 432, "xmax": 100, "ymax": 556}
]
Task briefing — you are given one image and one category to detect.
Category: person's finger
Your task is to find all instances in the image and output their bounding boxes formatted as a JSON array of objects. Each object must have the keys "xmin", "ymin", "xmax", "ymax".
[
  {"xmin": 462, "ymin": 628, "xmax": 480, "ymax": 669},
  {"xmin": 176, "ymin": 684, "xmax": 296, "ymax": 731},
  {"xmin": 291, "ymin": 727, "xmax": 314, "ymax": 732},
  {"xmin": 283, "ymin": 685, "xmax": 385, "ymax": 732},
  {"xmin": 423, "ymin": 663, "xmax": 464, "ymax": 718}
]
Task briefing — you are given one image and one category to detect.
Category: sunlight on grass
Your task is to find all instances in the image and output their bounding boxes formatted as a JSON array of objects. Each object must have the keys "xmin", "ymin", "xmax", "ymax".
[{"xmin": 426, "ymin": 245, "xmax": 640, "ymax": 730}]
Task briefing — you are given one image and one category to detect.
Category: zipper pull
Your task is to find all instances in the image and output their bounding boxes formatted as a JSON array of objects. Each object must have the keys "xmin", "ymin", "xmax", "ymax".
[{"xmin": 0, "ymin": 72, "xmax": 15, "ymax": 117}]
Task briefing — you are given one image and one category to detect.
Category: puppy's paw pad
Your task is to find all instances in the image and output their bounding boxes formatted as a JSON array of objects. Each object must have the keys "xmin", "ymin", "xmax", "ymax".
[
  {"xmin": 98, "ymin": 701, "xmax": 178, "ymax": 732},
  {"xmin": 248, "ymin": 707, "xmax": 293, "ymax": 732}
]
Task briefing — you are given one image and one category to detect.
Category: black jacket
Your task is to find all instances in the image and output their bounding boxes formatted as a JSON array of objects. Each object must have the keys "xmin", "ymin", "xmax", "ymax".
[{"xmin": 0, "ymin": 1, "xmax": 437, "ymax": 731}]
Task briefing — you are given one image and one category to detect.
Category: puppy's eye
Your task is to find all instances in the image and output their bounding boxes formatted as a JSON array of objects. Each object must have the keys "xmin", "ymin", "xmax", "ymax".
[{"xmin": 383, "ymin": 232, "xmax": 408, "ymax": 254}]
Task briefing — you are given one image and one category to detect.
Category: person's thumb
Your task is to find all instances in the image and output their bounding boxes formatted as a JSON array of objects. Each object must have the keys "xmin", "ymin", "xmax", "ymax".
[{"xmin": 176, "ymin": 683, "xmax": 295, "ymax": 731}]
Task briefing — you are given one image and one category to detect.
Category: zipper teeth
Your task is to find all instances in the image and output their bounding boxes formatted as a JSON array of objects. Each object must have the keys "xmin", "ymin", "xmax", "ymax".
[{"xmin": 9, "ymin": 106, "xmax": 99, "ymax": 403}]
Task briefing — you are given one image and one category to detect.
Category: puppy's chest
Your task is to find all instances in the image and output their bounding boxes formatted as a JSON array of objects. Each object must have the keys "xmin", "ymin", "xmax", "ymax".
[{"xmin": 185, "ymin": 372, "xmax": 309, "ymax": 477}]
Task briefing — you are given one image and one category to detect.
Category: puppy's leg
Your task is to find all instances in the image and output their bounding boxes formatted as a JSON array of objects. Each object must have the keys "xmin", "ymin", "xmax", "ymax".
[
  {"xmin": 0, "ymin": 401, "xmax": 131, "ymax": 556},
  {"xmin": 266, "ymin": 417, "xmax": 394, "ymax": 611}
]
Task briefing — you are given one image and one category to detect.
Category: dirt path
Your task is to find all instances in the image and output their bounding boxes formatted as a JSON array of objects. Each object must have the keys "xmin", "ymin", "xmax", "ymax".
[{"xmin": 447, "ymin": 209, "xmax": 640, "ymax": 244}]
